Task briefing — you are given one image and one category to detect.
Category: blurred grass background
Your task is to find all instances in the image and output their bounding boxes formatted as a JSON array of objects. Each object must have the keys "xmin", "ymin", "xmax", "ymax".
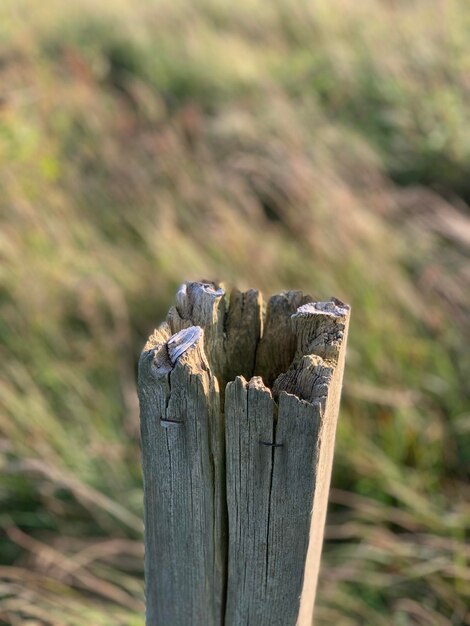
[{"xmin": 0, "ymin": 0, "xmax": 469, "ymax": 624}]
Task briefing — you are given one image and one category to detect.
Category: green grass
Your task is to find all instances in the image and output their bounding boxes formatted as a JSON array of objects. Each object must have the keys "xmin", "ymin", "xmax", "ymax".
[{"xmin": 0, "ymin": 0, "xmax": 469, "ymax": 624}]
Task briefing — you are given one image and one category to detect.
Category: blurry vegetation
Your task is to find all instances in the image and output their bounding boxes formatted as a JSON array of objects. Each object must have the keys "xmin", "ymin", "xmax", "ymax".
[{"xmin": 0, "ymin": 0, "xmax": 469, "ymax": 624}]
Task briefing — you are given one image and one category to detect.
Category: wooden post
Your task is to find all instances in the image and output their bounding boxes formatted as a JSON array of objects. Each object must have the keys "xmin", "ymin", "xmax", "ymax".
[{"xmin": 138, "ymin": 281, "xmax": 350, "ymax": 626}]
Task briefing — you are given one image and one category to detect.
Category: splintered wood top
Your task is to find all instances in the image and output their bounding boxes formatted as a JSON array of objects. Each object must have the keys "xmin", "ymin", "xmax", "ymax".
[{"xmin": 138, "ymin": 280, "xmax": 350, "ymax": 626}]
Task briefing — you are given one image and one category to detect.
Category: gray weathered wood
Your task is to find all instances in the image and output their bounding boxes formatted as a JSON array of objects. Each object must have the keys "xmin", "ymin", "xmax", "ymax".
[
  {"xmin": 225, "ymin": 297, "xmax": 349, "ymax": 626},
  {"xmin": 167, "ymin": 281, "xmax": 262, "ymax": 394},
  {"xmin": 295, "ymin": 300, "xmax": 350, "ymax": 625},
  {"xmin": 254, "ymin": 291, "xmax": 312, "ymax": 388},
  {"xmin": 224, "ymin": 376, "xmax": 277, "ymax": 625},
  {"xmin": 224, "ymin": 379, "xmax": 322, "ymax": 626},
  {"xmin": 224, "ymin": 288, "xmax": 263, "ymax": 388},
  {"xmin": 138, "ymin": 324, "xmax": 225, "ymax": 626},
  {"xmin": 138, "ymin": 281, "xmax": 350, "ymax": 626}
]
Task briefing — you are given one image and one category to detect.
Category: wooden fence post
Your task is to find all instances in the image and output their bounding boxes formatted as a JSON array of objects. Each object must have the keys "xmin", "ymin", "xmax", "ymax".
[{"xmin": 138, "ymin": 281, "xmax": 350, "ymax": 626}]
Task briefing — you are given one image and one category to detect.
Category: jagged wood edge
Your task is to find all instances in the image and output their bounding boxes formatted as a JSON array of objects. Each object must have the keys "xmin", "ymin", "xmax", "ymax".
[
  {"xmin": 138, "ymin": 326, "xmax": 225, "ymax": 626},
  {"xmin": 139, "ymin": 282, "xmax": 350, "ymax": 626}
]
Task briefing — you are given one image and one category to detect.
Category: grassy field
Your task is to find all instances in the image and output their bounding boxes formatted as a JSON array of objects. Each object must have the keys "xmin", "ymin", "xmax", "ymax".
[{"xmin": 1, "ymin": 0, "xmax": 469, "ymax": 624}]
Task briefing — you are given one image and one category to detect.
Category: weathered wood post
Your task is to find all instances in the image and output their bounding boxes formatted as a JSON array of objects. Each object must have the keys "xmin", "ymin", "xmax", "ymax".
[{"xmin": 138, "ymin": 281, "xmax": 350, "ymax": 626}]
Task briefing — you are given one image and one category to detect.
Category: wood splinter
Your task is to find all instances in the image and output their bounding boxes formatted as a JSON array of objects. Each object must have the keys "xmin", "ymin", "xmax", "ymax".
[{"xmin": 138, "ymin": 281, "xmax": 350, "ymax": 626}]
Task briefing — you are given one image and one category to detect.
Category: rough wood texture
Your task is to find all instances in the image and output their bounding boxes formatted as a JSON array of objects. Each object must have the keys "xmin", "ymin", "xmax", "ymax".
[
  {"xmin": 295, "ymin": 301, "xmax": 350, "ymax": 626},
  {"xmin": 138, "ymin": 324, "xmax": 225, "ymax": 626},
  {"xmin": 138, "ymin": 281, "xmax": 350, "ymax": 626},
  {"xmin": 254, "ymin": 291, "xmax": 312, "ymax": 388},
  {"xmin": 224, "ymin": 288, "xmax": 262, "ymax": 387},
  {"xmin": 225, "ymin": 379, "xmax": 322, "ymax": 626}
]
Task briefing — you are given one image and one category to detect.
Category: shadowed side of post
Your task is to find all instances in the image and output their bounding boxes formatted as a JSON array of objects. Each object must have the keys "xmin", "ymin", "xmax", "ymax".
[
  {"xmin": 292, "ymin": 300, "xmax": 351, "ymax": 626},
  {"xmin": 224, "ymin": 378, "xmax": 322, "ymax": 626}
]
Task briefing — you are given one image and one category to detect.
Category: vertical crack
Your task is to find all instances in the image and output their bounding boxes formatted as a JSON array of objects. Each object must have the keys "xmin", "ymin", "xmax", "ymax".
[{"xmin": 264, "ymin": 403, "xmax": 277, "ymax": 594}]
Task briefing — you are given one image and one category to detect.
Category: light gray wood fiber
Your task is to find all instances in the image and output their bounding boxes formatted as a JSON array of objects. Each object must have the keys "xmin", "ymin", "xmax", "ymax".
[
  {"xmin": 138, "ymin": 281, "xmax": 350, "ymax": 626},
  {"xmin": 138, "ymin": 326, "xmax": 225, "ymax": 626},
  {"xmin": 224, "ymin": 381, "xmax": 322, "ymax": 626}
]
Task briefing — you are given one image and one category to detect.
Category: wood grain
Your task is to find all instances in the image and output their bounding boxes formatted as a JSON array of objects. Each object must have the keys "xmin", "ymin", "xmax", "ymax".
[
  {"xmin": 138, "ymin": 325, "xmax": 225, "ymax": 626},
  {"xmin": 138, "ymin": 281, "xmax": 350, "ymax": 626},
  {"xmin": 224, "ymin": 381, "xmax": 322, "ymax": 626}
]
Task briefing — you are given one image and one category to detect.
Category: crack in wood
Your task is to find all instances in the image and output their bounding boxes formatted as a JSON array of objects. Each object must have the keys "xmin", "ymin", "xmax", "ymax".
[{"xmin": 138, "ymin": 280, "xmax": 350, "ymax": 626}]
